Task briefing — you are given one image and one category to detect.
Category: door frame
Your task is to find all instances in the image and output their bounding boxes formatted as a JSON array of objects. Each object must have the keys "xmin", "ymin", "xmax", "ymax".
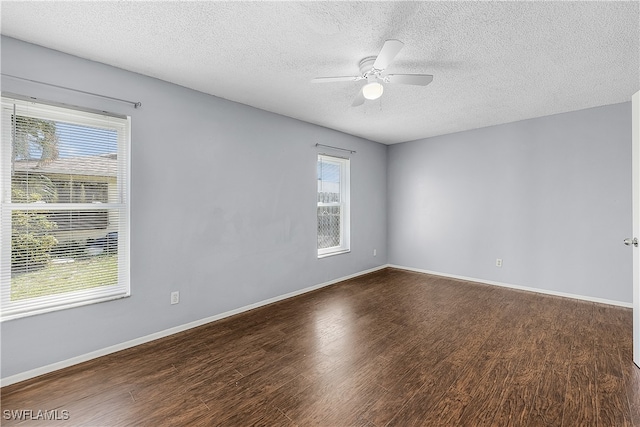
[{"xmin": 633, "ymin": 89, "xmax": 639, "ymax": 368}]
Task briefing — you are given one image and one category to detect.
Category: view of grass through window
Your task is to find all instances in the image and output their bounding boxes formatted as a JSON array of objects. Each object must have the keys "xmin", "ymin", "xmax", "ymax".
[{"xmin": 11, "ymin": 254, "xmax": 117, "ymax": 301}]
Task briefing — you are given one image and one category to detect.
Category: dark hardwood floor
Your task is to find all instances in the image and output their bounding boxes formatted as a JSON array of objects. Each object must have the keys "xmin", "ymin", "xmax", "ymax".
[{"xmin": 2, "ymin": 268, "xmax": 638, "ymax": 426}]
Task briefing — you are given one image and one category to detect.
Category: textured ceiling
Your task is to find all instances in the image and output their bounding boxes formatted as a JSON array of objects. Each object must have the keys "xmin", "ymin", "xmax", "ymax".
[{"xmin": 1, "ymin": 1, "xmax": 639, "ymax": 144}]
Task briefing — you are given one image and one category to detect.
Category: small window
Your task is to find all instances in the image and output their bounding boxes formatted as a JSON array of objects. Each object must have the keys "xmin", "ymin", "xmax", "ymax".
[
  {"xmin": 1, "ymin": 97, "xmax": 130, "ymax": 320},
  {"xmin": 317, "ymin": 154, "xmax": 350, "ymax": 257}
]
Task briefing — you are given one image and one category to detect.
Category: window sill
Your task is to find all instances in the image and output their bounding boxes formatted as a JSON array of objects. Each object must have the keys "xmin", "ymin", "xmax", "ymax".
[
  {"xmin": 318, "ymin": 249, "xmax": 351, "ymax": 259},
  {"xmin": 1, "ymin": 293, "xmax": 130, "ymax": 322}
]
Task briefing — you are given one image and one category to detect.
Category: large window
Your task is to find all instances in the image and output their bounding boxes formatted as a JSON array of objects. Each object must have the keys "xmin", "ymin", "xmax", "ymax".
[
  {"xmin": 317, "ymin": 154, "xmax": 350, "ymax": 257},
  {"xmin": 1, "ymin": 96, "xmax": 130, "ymax": 320}
]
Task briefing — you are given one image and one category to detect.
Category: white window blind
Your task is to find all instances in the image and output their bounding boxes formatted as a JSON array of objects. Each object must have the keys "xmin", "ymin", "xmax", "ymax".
[
  {"xmin": 317, "ymin": 154, "xmax": 350, "ymax": 257},
  {"xmin": 0, "ymin": 96, "xmax": 130, "ymax": 321}
]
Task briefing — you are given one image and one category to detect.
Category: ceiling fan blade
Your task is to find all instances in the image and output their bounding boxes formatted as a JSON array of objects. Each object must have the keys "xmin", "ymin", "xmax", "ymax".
[
  {"xmin": 386, "ymin": 74, "xmax": 433, "ymax": 86},
  {"xmin": 311, "ymin": 76, "xmax": 361, "ymax": 83},
  {"xmin": 373, "ymin": 39, "xmax": 404, "ymax": 70},
  {"xmin": 351, "ymin": 88, "xmax": 365, "ymax": 107}
]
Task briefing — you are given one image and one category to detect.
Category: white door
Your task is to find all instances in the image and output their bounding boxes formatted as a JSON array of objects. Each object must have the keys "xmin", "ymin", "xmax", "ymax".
[{"xmin": 632, "ymin": 90, "xmax": 640, "ymax": 368}]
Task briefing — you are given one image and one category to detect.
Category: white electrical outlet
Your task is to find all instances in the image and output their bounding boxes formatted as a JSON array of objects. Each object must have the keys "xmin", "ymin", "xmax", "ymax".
[
  {"xmin": 171, "ymin": 291, "xmax": 180, "ymax": 305},
  {"xmin": 373, "ymin": 249, "xmax": 377, "ymax": 257},
  {"xmin": 496, "ymin": 258, "xmax": 503, "ymax": 268}
]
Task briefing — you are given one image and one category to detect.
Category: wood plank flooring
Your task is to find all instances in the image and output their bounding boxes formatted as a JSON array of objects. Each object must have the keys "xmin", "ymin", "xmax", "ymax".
[{"xmin": 1, "ymin": 268, "xmax": 638, "ymax": 426}]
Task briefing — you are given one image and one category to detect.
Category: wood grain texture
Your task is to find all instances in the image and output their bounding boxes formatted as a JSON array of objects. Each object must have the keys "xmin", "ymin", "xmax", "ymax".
[{"xmin": 1, "ymin": 268, "xmax": 636, "ymax": 426}]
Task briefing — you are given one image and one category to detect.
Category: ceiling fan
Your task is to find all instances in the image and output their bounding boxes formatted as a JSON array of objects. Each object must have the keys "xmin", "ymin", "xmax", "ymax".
[{"xmin": 311, "ymin": 39, "xmax": 433, "ymax": 106}]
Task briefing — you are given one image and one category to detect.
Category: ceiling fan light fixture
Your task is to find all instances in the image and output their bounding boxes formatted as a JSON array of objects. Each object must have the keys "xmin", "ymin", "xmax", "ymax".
[
  {"xmin": 362, "ymin": 81, "xmax": 384, "ymax": 100},
  {"xmin": 312, "ymin": 40, "xmax": 432, "ymax": 107}
]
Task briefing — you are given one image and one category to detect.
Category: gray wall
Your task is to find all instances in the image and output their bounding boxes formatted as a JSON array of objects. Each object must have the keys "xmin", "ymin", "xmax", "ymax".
[
  {"xmin": 388, "ymin": 103, "xmax": 633, "ymax": 304},
  {"xmin": 0, "ymin": 37, "xmax": 388, "ymax": 379}
]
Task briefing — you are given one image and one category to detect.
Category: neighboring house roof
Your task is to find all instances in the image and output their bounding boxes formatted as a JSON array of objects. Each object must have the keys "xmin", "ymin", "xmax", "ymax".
[{"xmin": 13, "ymin": 154, "xmax": 117, "ymax": 177}]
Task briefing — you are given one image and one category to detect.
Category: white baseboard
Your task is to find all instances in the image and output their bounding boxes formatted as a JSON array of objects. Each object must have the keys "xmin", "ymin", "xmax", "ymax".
[
  {"xmin": 0, "ymin": 264, "xmax": 387, "ymax": 388},
  {"xmin": 388, "ymin": 264, "xmax": 633, "ymax": 308}
]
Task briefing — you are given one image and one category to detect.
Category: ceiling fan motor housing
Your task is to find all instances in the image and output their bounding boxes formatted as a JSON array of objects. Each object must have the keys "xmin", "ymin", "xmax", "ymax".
[{"xmin": 359, "ymin": 57, "xmax": 380, "ymax": 78}]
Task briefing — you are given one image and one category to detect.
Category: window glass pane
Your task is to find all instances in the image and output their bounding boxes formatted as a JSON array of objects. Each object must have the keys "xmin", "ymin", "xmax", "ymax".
[
  {"xmin": 10, "ymin": 208, "xmax": 120, "ymax": 301},
  {"xmin": 317, "ymin": 206, "xmax": 341, "ymax": 249},
  {"xmin": 11, "ymin": 115, "xmax": 118, "ymax": 204},
  {"xmin": 317, "ymin": 159, "xmax": 341, "ymax": 203}
]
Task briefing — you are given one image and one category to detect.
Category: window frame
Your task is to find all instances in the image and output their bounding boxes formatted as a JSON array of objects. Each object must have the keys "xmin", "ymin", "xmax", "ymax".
[
  {"xmin": 317, "ymin": 153, "xmax": 350, "ymax": 258},
  {"xmin": 0, "ymin": 96, "xmax": 131, "ymax": 321}
]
